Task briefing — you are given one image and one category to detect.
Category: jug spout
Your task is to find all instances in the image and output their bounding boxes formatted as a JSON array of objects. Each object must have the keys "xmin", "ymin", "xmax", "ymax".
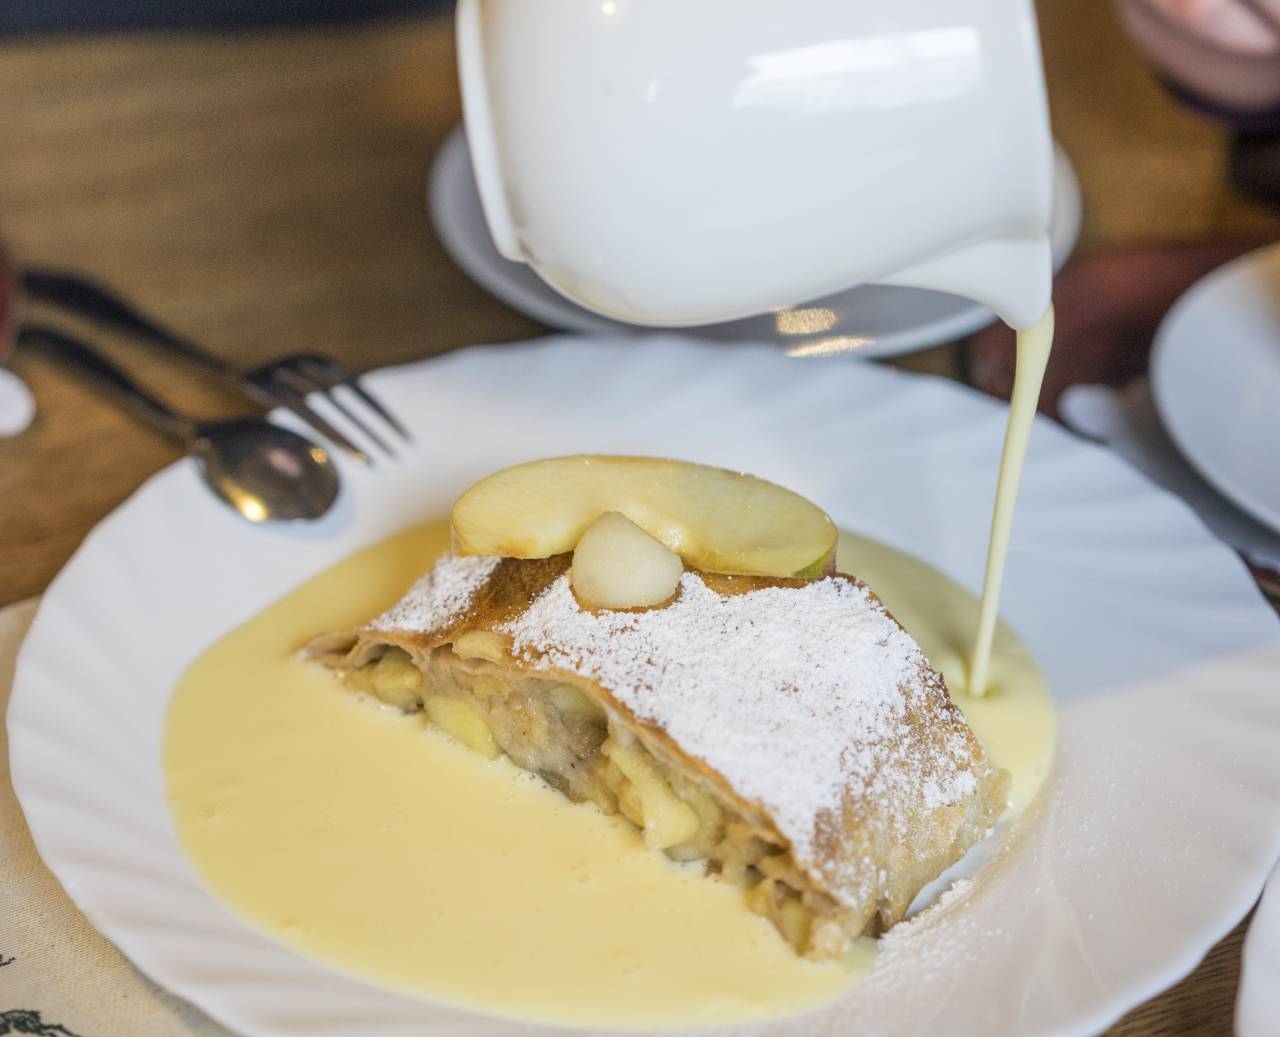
[{"xmin": 874, "ymin": 236, "xmax": 1053, "ymax": 331}]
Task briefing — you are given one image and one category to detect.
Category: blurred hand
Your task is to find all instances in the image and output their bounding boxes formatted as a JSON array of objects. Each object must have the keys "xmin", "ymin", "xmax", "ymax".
[{"xmin": 1147, "ymin": 0, "xmax": 1279, "ymax": 52}]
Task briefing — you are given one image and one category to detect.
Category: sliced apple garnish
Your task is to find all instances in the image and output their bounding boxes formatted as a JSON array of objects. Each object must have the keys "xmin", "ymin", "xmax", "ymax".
[{"xmin": 451, "ymin": 455, "xmax": 836, "ymax": 578}]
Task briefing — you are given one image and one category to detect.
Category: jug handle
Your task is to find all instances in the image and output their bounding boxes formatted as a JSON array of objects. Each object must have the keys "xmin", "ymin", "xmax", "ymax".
[{"xmin": 456, "ymin": 0, "xmax": 523, "ymax": 261}]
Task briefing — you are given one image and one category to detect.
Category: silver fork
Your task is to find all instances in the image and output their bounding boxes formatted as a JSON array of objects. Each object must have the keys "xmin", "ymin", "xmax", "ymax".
[{"xmin": 22, "ymin": 269, "xmax": 409, "ymax": 465}]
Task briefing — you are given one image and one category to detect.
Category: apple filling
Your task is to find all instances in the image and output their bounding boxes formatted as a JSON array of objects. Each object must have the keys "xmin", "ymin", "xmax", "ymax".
[{"xmin": 340, "ymin": 639, "xmax": 852, "ymax": 958}]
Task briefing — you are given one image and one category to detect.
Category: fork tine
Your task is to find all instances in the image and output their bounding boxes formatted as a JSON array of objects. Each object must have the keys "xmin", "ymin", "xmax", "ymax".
[
  {"xmin": 299, "ymin": 356, "xmax": 411, "ymax": 442},
  {"xmin": 266, "ymin": 381, "xmax": 372, "ymax": 466},
  {"xmin": 344, "ymin": 377, "xmax": 411, "ymax": 441},
  {"xmin": 271, "ymin": 363, "xmax": 395, "ymax": 459},
  {"xmin": 319, "ymin": 385, "xmax": 396, "ymax": 457}
]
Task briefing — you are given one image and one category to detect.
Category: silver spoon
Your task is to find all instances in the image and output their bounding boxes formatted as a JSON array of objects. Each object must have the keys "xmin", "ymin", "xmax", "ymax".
[{"xmin": 19, "ymin": 323, "xmax": 340, "ymax": 522}]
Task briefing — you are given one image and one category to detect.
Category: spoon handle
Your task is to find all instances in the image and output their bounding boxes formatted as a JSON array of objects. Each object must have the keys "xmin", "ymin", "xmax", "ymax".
[{"xmin": 18, "ymin": 324, "xmax": 194, "ymax": 442}]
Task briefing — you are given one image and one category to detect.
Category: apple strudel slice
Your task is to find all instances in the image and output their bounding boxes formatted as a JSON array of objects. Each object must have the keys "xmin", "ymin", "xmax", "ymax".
[{"xmin": 307, "ymin": 552, "xmax": 1009, "ymax": 960}]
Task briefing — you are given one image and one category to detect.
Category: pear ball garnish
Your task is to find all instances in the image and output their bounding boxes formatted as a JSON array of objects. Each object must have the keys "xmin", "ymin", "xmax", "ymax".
[{"xmin": 570, "ymin": 511, "xmax": 684, "ymax": 610}]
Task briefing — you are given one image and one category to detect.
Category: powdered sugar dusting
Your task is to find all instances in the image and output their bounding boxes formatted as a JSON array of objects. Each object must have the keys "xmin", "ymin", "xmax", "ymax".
[
  {"xmin": 497, "ymin": 568, "xmax": 982, "ymax": 902},
  {"xmin": 369, "ymin": 554, "xmax": 500, "ymax": 633}
]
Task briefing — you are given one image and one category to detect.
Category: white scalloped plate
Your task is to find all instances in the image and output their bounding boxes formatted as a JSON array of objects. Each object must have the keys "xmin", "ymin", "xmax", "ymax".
[{"xmin": 9, "ymin": 336, "xmax": 1280, "ymax": 1037}]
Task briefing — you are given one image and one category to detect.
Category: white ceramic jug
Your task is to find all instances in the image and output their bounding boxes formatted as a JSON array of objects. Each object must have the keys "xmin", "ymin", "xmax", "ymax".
[{"xmin": 457, "ymin": 0, "xmax": 1054, "ymax": 330}]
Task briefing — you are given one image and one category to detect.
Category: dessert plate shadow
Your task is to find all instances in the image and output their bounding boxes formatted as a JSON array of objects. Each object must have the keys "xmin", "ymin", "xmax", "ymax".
[{"xmin": 9, "ymin": 335, "xmax": 1280, "ymax": 1037}]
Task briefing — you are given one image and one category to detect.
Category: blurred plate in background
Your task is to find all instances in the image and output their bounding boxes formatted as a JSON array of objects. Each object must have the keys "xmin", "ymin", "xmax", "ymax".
[{"xmin": 1151, "ymin": 241, "xmax": 1280, "ymax": 533}]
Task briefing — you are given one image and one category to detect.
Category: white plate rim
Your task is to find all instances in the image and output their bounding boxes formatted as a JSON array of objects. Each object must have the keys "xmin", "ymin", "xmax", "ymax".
[{"xmin": 1238, "ymin": 860, "xmax": 1280, "ymax": 1037}]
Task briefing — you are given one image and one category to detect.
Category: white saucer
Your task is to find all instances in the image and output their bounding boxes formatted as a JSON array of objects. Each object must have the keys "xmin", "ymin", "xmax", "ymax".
[
  {"xmin": 1151, "ymin": 242, "xmax": 1280, "ymax": 533},
  {"xmin": 427, "ymin": 127, "xmax": 1083, "ymax": 359}
]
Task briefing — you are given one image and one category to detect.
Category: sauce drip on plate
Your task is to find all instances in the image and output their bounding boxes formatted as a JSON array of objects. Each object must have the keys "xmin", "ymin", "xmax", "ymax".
[{"xmin": 970, "ymin": 306, "xmax": 1056, "ymax": 696}]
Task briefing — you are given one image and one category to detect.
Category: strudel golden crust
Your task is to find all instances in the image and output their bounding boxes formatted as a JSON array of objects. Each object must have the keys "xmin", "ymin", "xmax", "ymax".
[{"xmin": 307, "ymin": 553, "xmax": 1009, "ymax": 959}]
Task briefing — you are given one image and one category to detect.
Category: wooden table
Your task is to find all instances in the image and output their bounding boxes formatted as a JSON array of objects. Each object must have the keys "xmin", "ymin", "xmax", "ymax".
[{"xmin": 1, "ymin": 5, "xmax": 1277, "ymax": 1033}]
